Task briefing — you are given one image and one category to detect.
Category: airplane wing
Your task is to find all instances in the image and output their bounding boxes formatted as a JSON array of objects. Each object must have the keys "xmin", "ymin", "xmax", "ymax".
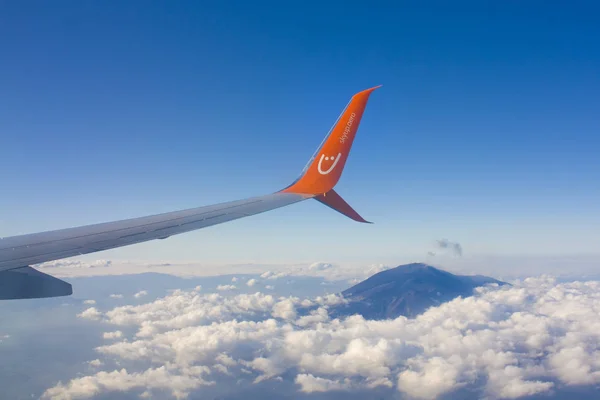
[{"xmin": 0, "ymin": 85, "xmax": 381, "ymax": 299}]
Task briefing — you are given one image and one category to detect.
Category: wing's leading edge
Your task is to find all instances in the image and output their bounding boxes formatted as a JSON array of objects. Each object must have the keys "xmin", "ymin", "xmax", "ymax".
[
  {"xmin": 0, "ymin": 86, "xmax": 381, "ymax": 299},
  {"xmin": 0, "ymin": 193, "xmax": 308, "ymax": 273},
  {"xmin": 281, "ymin": 85, "xmax": 381, "ymax": 195}
]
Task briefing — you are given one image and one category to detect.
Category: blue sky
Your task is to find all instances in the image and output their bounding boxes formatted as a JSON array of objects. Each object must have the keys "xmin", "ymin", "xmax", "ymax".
[{"xmin": 1, "ymin": 1, "xmax": 599, "ymax": 265}]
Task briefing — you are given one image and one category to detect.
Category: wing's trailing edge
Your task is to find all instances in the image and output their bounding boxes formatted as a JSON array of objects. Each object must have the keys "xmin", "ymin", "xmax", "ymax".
[
  {"xmin": 0, "ymin": 85, "xmax": 381, "ymax": 299},
  {"xmin": 0, "ymin": 266, "xmax": 72, "ymax": 300},
  {"xmin": 314, "ymin": 190, "xmax": 372, "ymax": 224}
]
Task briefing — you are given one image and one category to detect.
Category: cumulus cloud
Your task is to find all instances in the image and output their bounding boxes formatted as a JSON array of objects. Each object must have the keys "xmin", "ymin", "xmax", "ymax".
[
  {"xmin": 83, "ymin": 299, "xmax": 96, "ymax": 305},
  {"xmin": 109, "ymin": 294, "xmax": 123, "ymax": 299},
  {"xmin": 44, "ymin": 366, "xmax": 213, "ymax": 400},
  {"xmin": 88, "ymin": 359, "xmax": 103, "ymax": 367},
  {"xmin": 216, "ymin": 284, "xmax": 236, "ymax": 291},
  {"xmin": 103, "ymin": 331, "xmax": 123, "ymax": 340},
  {"xmin": 77, "ymin": 307, "xmax": 102, "ymax": 320},
  {"xmin": 309, "ymin": 262, "xmax": 334, "ymax": 271},
  {"xmin": 436, "ymin": 238, "xmax": 463, "ymax": 256},
  {"xmin": 296, "ymin": 374, "xmax": 352, "ymax": 392},
  {"xmin": 259, "ymin": 271, "xmax": 290, "ymax": 280},
  {"xmin": 134, "ymin": 290, "xmax": 148, "ymax": 298},
  {"xmin": 231, "ymin": 277, "xmax": 238, "ymax": 282},
  {"xmin": 271, "ymin": 298, "xmax": 297, "ymax": 320},
  {"xmin": 246, "ymin": 279, "xmax": 258, "ymax": 287},
  {"xmin": 46, "ymin": 277, "xmax": 600, "ymax": 400}
]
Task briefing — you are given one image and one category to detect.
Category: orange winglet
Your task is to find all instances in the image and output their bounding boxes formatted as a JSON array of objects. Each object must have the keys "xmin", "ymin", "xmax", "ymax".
[
  {"xmin": 315, "ymin": 189, "xmax": 372, "ymax": 223},
  {"xmin": 281, "ymin": 85, "xmax": 381, "ymax": 195}
]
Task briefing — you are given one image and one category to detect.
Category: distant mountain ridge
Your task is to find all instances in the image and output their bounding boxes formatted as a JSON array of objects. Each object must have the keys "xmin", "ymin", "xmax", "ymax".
[{"xmin": 329, "ymin": 263, "xmax": 507, "ymax": 320}]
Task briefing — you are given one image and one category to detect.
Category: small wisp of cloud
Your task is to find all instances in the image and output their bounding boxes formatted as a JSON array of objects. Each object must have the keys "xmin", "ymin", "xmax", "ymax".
[{"xmin": 434, "ymin": 238, "xmax": 463, "ymax": 257}]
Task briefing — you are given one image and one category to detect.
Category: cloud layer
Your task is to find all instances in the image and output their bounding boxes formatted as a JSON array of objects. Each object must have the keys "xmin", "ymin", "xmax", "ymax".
[
  {"xmin": 45, "ymin": 277, "xmax": 600, "ymax": 399},
  {"xmin": 35, "ymin": 257, "xmax": 396, "ymax": 283},
  {"xmin": 37, "ymin": 259, "xmax": 113, "ymax": 269}
]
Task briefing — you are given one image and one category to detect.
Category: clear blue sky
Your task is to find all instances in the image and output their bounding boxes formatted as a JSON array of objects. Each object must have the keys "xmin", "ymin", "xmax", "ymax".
[{"xmin": 1, "ymin": 1, "xmax": 599, "ymax": 264}]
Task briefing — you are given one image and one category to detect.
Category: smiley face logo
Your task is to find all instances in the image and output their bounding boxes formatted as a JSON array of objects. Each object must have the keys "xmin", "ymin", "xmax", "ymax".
[{"xmin": 317, "ymin": 153, "xmax": 342, "ymax": 175}]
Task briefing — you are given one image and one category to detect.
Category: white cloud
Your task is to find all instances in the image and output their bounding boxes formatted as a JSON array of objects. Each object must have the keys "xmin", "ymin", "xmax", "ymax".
[
  {"xmin": 134, "ymin": 290, "xmax": 148, "ymax": 298},
  {"xmin": 259, "ymin": 271, "xmax": 290, "ymax": 280},
  {"xmin": 397, "ymin": 356, "xmax": 462, "ymax": 399},
  {"xmin": 216, "ymin": 285, "xmax": 236, "ymax": 291},
  {"xmin": 314, "ymin": 293, "xmax": 346, "ymax": 307},
  {"xmin": 36, "ymin": 259, "xmax": 112, "ymax": 269},
  {"xmin": 46, "ymin": 277, "xmax": 600, "ymax": 400},
  {"xmin": 43, "ymin": 366, "xmax": 213, "ymax": 400},
  {"xmin": 103, "ymin": 331, "xmax": 123, "ymax": 340},
  {"xmin": 83, "ymin": 300, "xmax": 96, "ymax": 305},
  {"xmin": 99, "ymin": 291, "xmax": 277, "ymax": 338},
  {"xmin": 77, "ymin": 307, "xmax": 102, "ymax": 320},
  {"xmin": 246, "ymin": 279, "xmax": 258, "ymax": 287},
  {"xmin": 295, "ymin": 374, "xmax": 352, "ymax": 392},
  {"xmin": 308, "ymin": 262, "xmax": 334, "ymax": 271},
  {"xmin": 109, "ymin": 294, "xmax": 123, "ymax": 299},
  {"xmin": 295, "ymin": 307, "xmax": 329, "ymax": 328},
  {"xmin": 265, "ymin": 285, "xmax": 274, "ymax": 290},
  {"xmin": 271, "ymin": 298, "xmax": 297, "ymax": 320},
  {"xmin": 88, "ymin": 359, "xmax": 103, "ymax": 367},
  {"xmin": 231, "ymin": 277, "xmax": 238, "ymax": 282}
]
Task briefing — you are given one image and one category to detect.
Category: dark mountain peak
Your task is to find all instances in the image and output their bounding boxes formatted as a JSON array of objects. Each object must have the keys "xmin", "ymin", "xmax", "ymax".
[
  {"xmin": 332, "ymin": 263, "xmax": 507, "ymax": 320},
  {"xmin": 343, "ymin": 263, "xmax": 463, "ymax": 298}
]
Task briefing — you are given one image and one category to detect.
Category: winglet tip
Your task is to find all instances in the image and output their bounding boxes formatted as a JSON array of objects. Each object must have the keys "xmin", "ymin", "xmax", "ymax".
[
  {"xmin": 354, "ymin": 85, "xmax": 383, "ymax": 97},
  {"xmin": 282, "ymin": 85, "xmax": 380, "ymax": 195}
]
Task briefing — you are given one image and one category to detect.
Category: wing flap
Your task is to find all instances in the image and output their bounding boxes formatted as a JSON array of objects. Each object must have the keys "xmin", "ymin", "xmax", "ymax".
[{"xmin": 0, "ymin": 266, "xmax": 72, "ymax": 300}]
